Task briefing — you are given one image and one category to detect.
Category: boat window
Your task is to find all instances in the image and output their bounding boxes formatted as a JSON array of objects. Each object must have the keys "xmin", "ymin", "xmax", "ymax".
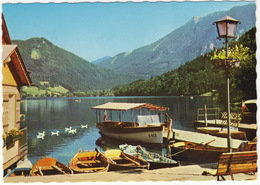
[
  {"xmin": 244, "ymin": 103, "xmax": 257, "ymax": 113},
  {"xmin": 137, "ymin": 115, "xmax": 160, "ymax": 126}
]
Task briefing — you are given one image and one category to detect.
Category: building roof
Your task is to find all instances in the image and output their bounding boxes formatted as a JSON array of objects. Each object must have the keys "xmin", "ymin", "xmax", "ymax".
[
  {"xmin": 2, "ymin": 14, "xmax": 33, "ymax": 87},
  {"xmin": 91, "ymin": 102, "xmax": 169, "ymax": 111},
  {"xmin": 2, "ymin": 45, "xmax": 17, "ymax": 62}
]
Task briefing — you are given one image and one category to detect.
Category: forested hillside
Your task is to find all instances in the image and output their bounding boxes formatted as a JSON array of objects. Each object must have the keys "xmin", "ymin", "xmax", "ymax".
[
  {"xmin": 112, "ymin": 27, "xmax": 256, "ymax": 102},
  {"xmin": 97, "ymin": 3, "xmax": 256, "ymax": 80},
  {"xmin": 13, "ymin": 38, "xmax": 136, "ymax": 96}
]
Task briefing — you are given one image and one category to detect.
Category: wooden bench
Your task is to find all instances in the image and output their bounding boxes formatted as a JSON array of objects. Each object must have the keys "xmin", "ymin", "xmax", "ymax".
[{"xmin": 214, "ymin": 151, "xmax": 257, "ymax": 181}]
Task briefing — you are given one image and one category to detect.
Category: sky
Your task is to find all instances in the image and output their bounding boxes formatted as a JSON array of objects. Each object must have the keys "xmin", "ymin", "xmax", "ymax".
[{"xmin": 1, "ymin": 0, "xmax": 256, "ymax": 62}]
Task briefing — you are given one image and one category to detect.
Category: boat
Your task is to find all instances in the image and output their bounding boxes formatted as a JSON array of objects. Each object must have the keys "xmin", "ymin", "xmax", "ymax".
[
  {"xmin": 69, "ymin": 148, "xmax": 109, "ymax": 173},
  {"xmin": 196, "ymin": 127, "xmax": 247, "ymax": 140},
  {"xmin": 5, "ymin": 159, "xmax": 32, "ymax": 177},
  {"xmin": 170, "ymin": 140, "xmax": 256, "ymax": 164},
  {"xmin": 104, "ymin": 149, "xmax": 150, "ymax": 171},
  {"xmin": 170, "ymin": 140, "xmax": 237, "ymax": 163},
  {"xmin": 91, "ymin": 102, "xmax": 172, "ymax": 144},
  {"xmin": 241, "ymin": 99, "xmax": 256, "ymax": 123},
  {"xmin": 119, "ymin": 144, "xmax": 179, "ymax": 169},
  {"xmin": 30, "ymin": 157, "xmax": 73, "ymax": 176}
]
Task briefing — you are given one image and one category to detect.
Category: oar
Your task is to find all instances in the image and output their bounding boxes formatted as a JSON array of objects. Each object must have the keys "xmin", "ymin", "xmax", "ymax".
[
  {"xmin": 52, "ymin": 165, "xmax": 68, "ymax": 175},
  {"xmin": 128, "ymin": 145, "xmax": 145, "ymax": 161},
  {"xmin": 37, "ymin": 167, "xmax": 44, "ymax": 176},
  {"xmin": 137, "ymin": 145, "xmax": 155, "ymax": 161},
  {"xmin": 121, "ymin": 152, "xmax": 141, "ymax": 166},
  {"xmin": 168, "ymin": 139, "xmax": 216, "ymax": 157}
]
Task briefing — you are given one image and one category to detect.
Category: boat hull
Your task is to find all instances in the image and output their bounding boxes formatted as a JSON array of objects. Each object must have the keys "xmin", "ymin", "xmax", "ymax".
[
  {"xmin": 119, "ymin": 144, "xmax": 179, "ymax": 169},
  {"xmin": 96, "ymin": 123, "xmax": 163, "ymax": 144},
  {"xmin": 30, "ymin": 157, "xmax": 73, "ymax": 176},
  {"xmin": 69, "ymin": 150, "xmax": 109, "ymax": 173},
  {"xmin": 196, "ymin": 127, "xmax": 247, "ymax": 140},
  {"xmin": 170, "ymin": 142, "xmax": 234, "ymax": 164},
  {"xmin": 149, "ymin": 161, "xmax": 179, "ymax": 169},
  {"xmin": 104, "ymin": 150, "xmax": 150, "ymax": 171},
  {"xmin": 171, "ymin": 146, "xmax": 223, "ymax": 163}
]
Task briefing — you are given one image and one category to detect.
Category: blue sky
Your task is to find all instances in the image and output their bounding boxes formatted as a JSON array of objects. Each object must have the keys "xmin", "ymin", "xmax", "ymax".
[{"xmin": 2, "ymin": 1, "xmax": 255, "ymax": 62}]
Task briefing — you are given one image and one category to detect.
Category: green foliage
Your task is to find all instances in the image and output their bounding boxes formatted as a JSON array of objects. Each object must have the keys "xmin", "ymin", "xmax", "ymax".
[
  {"xmin": 211, "ymin": 44, "xmax": 250, "ymax": 60},
  {"xmin": 13, "ymin": 37, "xmax": 136, "ymax": 95},
  {"xmin": 113, "ymin": 27, "xmax": 256, "ymax": 103}
]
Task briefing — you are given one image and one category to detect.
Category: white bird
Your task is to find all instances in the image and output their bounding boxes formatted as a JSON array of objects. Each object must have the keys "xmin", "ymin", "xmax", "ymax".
[
  {"xmin": 51, "ymin": 131, "xmax": 59, "ymax": 136},
  {"xmin": 38, "ymin": 131, "xmax": 45, "ymax": 137},
  {"xmin": 36, "ymin": 134, "xmax": 45, "ymax": 139},
  {"xmin": 81, "ymin": 124, "xmax": 88, "ymax": 128},
  {"xmin": 68, "ymin": 128, "xmax": 77, "ymax": 134},
  {"xmin": 65, "ymin": 127, "xmax": 72, "ymax": 132}
]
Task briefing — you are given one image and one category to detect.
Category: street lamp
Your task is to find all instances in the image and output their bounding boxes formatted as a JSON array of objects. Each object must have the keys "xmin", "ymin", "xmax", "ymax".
[{"xmin": 213, "ymin": 16, "xmax": 240, "ymax": 153}]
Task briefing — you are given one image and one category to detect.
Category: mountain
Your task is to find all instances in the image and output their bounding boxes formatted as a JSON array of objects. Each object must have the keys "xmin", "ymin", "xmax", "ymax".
[
  {"xmin": 13, "ymin": 38, "xmax": 136, "ymax": 92},
  {"xmin": 97, "ymin": 3, "xmax": 256, "ymax": 79},
  {"xmin": 92, "ymin": 56, "xmax": 112, "ymax": 64},
  {"xmin": 112, "ymin": 27, "xmax": 257, "ymax": 101}
]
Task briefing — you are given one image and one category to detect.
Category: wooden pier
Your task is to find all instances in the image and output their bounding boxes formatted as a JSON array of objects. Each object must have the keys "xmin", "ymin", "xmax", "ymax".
[
  {"xmin": 195, "ymin": 107, "xmax": 257, "ymax": 141},
  {"xmin": 194, "ymin": 119, "xmax": 257, "ymax": 141},
  {"xmin": 172, "ymin": 128, "xmax": 244, "ymax": 149}
]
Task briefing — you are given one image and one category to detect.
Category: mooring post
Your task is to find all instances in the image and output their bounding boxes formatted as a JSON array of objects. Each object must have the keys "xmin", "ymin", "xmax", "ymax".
[{"xmin": 204, "ymin": 105, "xmax": 208, "ymax": 127}]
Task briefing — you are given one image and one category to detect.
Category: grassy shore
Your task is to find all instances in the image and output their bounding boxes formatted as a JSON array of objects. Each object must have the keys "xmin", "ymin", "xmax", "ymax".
[{"xmin": 3, "ymin": 163, "xmax": 257, "ymax": 183}]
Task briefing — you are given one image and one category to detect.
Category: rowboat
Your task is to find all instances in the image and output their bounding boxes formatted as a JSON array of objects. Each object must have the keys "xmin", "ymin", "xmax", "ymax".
[
  {"xmin": 5, "ymin": 159, "xmax": 32, "ymax": 177},
  {"xmin": 69, "ymin": 148, "xmax": 109, "ymax": 173},
  {"xmin": 91, "ymin": 102, "xmax": 172, "ymax": 144},
  {"xmin": 170, "ymin": 140, "xmax": 236, "ymax": 163},
  {"xmin": 30, "ymin": 157, "xmax": 73, "ymax": 176},
  {"xmin": 196, "ymin": 127, "xmax": 247, "ymax": 140},
  {"xmin": 119, "ymin": 144, "xmax": 179, "ymax": 169},
  {"xmin": 104, "ymin": 149, "xmax": 150, "ymax": 171},
  {"xmin": 170, "ymin": 141, "xmax": 256, "ymax": 164}
]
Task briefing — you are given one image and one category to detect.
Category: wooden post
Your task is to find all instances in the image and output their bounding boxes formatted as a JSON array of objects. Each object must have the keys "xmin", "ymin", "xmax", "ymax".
[
  {"xmin": 167, "ymin": 119, "xmax": 172, "ymax": 140},
  {"xmin": 204, "ymin": 105, "xmax": 208, "ymax": 127}
]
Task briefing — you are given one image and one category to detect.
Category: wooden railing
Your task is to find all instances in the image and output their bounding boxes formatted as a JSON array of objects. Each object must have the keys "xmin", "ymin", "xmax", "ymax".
[
  {"xmin": 19, "ymin": 127, "xmax": 28, "ymax": 153},
  {"xmin": 196, "ymin": 107, "xmax": 219, "ymax": 122}
]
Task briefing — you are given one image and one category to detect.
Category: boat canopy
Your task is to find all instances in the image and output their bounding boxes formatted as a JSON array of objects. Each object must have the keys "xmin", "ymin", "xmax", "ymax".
[{"xmin": 91, "ymin": 102, "xmax": 169, "ymax": 111}]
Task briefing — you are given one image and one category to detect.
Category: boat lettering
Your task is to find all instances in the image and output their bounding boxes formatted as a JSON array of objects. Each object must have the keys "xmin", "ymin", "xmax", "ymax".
[{"xmin": 148, "ymin": 133, "xmax": 156, "ymax": 138}]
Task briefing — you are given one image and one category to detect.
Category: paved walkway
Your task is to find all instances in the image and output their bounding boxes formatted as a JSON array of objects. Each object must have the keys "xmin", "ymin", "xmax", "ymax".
[{"xmin": 3, "ymin": 163, "xmax": 257, "ymax": 183}]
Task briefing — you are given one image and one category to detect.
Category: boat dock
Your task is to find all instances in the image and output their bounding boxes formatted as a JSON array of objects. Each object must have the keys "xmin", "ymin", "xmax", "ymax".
[
  {"xmin": 171, "ymin": 129, "xmax": 244, "ymax": 149},
  {"xmin": 194, "ymin": 119, "xmax": 257, "ymax": 141}
]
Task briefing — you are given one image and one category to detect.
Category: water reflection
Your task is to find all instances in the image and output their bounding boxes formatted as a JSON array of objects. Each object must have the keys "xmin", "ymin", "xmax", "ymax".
[{"xmin": 21, "ymin": 96, "xmax": 215, "ymax": 164}]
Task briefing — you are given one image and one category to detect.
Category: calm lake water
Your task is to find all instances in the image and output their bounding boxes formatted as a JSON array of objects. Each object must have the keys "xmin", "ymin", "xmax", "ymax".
[{"xmin": 21, "ymin": 96, "xmax": 215, "ymax": 165}]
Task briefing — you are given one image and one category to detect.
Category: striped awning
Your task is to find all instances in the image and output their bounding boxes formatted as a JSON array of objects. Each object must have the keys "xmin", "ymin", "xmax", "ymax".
[{"xmin": 91, "ymin": 102, "xmax": 169, "ymax": 111}]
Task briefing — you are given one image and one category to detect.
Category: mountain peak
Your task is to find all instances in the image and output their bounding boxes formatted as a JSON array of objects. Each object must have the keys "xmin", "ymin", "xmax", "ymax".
[
  {"xmin": 96, "ymin": 3, "xmax": 255, "ymax": 79},
  {"xmin": 193, "ymin": 16, "xmax": 201, "ymax": 24}
]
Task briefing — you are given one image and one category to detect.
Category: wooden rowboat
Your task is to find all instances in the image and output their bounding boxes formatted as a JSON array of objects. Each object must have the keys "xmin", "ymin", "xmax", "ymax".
[
  {"xmin": 69, "ymin": 148, "xmax": 109, "ymax": 173},
  {"xmin": 170, "ymin": 141, "xmax": 238, "ymax": 163},
  {"xmin": 196, "ymin": 127, "xmax": 247, "ymax": 140},
  {"xmin": 119, "ymin": 144, "xmax": 179, "ymax": 169},
  {"xmin": 30, "ymin": 157, "xmax": 73, "ymax": 176},
  {"xmin": 170, "ymin": 141, "xmax": 256, "ymax": 164},
  {"xmin": 5, "ymin": 160, "xmax": 32, "ymax": 177},
  {"xmin": 104, "ymin": 149, "xmax": 150, "ymax": 171}
]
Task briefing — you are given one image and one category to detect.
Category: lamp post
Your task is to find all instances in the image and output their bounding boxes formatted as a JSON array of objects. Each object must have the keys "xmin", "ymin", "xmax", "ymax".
[{"xmin": 213, "ymin": 16, "xmax": 240, "ymax": 153}]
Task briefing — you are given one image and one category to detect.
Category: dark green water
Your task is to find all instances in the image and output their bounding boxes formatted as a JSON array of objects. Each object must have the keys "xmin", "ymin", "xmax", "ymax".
[{"xmin": 21, "ymin": 96, "xmax": 215, "ymax": 165}]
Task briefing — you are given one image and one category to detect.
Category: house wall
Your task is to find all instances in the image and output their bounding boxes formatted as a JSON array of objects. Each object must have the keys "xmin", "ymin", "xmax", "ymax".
[
  {"xmin": 2, "ymin": 63, "xmax": 18, "ymax": 86},
  {"xmin": 2, "ymin": 64, "xmax": 22, "ymax": 170}
]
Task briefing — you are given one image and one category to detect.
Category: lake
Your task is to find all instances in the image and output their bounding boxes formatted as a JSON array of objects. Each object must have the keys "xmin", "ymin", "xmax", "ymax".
[{"xmin": 21, "ymin": 96, "xmax": 215, "ymax": 165}]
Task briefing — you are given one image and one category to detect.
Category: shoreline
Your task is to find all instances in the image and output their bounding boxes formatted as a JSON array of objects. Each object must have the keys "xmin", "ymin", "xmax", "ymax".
[{"xmin": 3, "ymin": 163, "xmax": 257, "ymax": 183}]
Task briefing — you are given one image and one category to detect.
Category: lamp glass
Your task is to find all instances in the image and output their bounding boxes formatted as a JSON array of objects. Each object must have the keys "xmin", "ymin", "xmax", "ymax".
[{"xmin": 216, "ymin": 21, "xmax": 238, "ymax": 38}]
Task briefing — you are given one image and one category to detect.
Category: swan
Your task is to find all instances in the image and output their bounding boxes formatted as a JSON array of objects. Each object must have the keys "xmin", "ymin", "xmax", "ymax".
[
  {"xmin": 81, "ymin": 124, "xmax": 88, "ymax": 128},
  {"xmin": 68, "ymin": 128, "xmax": 77, "ymax": 134},
  {"xmin": 65, "ymin": 127, "xmax": 72, "ymax": 132},
  {"xmin": 51, "ymin": 131, "xmax": 59, "ymax": 136}
]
